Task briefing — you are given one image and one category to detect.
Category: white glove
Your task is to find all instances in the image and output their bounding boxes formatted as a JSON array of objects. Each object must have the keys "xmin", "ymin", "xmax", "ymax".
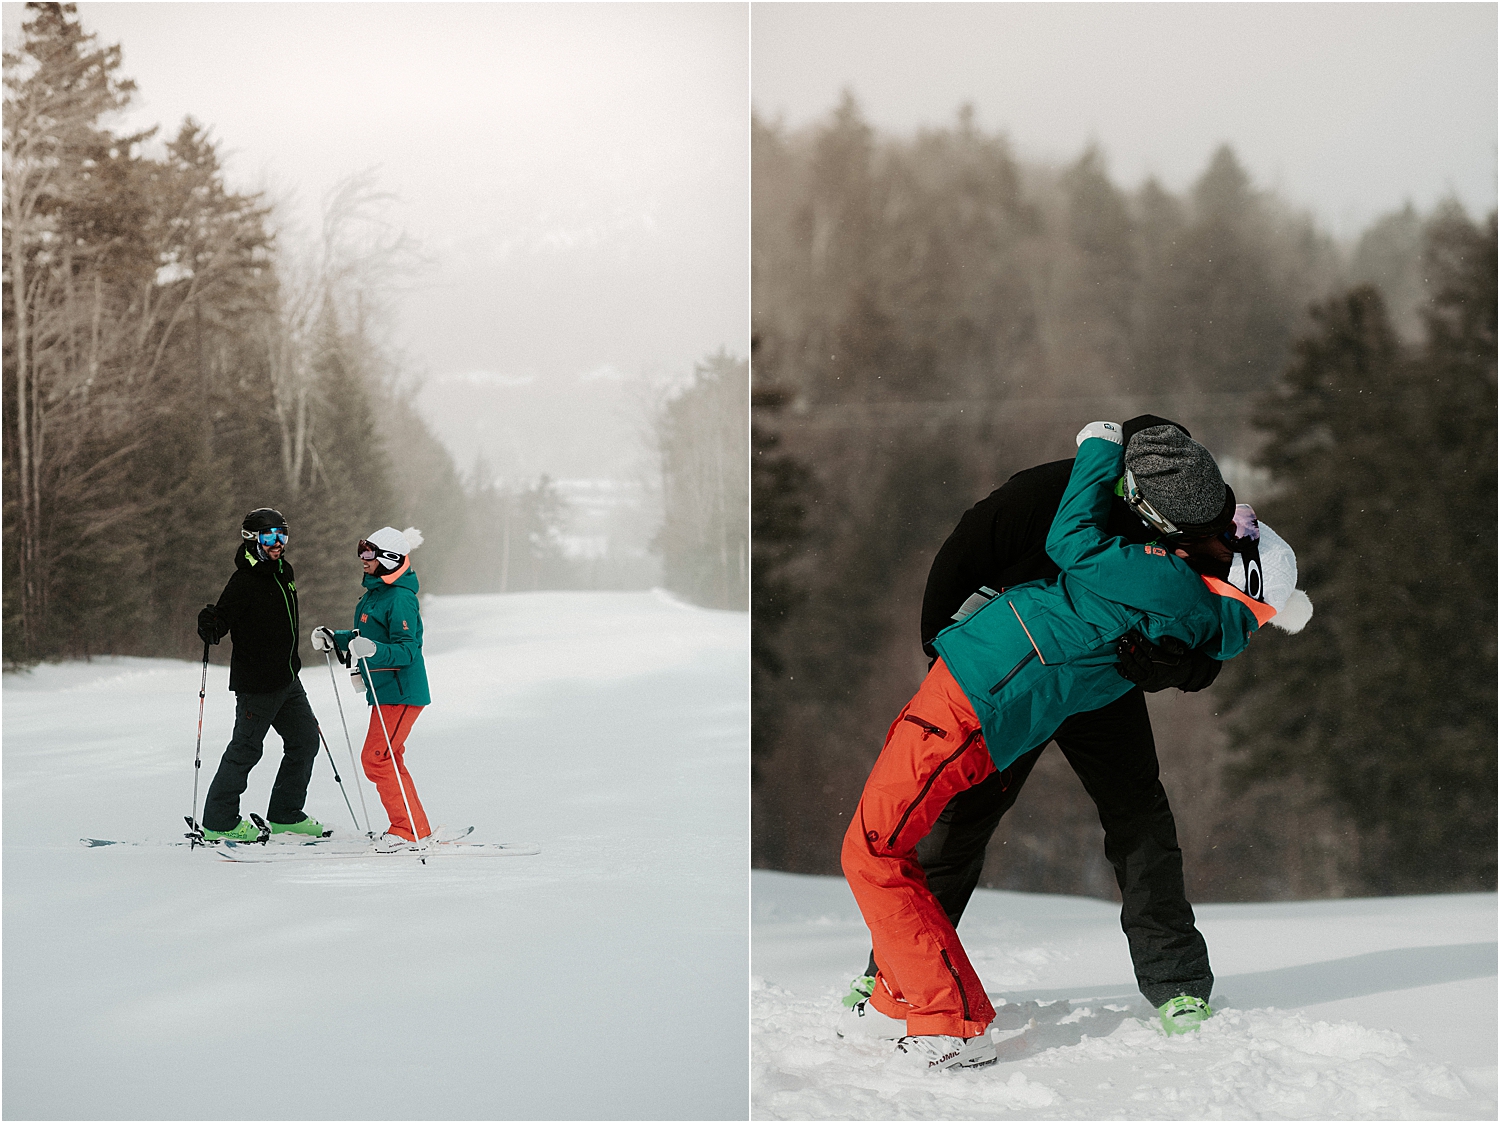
[
  {"xmin": 348, "ymin": 635, "xmax": 377, "ymax": 660},
  {"xmin": 1075, "ymin": 421, "xmax": 1123, "ymax": 447},
  {"xmin": 310, "ymin": 626, "xmax": 336, "ymax": 653}
]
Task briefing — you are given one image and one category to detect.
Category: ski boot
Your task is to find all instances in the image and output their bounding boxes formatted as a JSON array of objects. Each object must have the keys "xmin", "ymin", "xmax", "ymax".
[
  {"xmin": 201, "ymin": 818, "xmax": 269, "ymax": 843},
  {"xmin": 837, "ymin": 975, "xmax": 905, "ymax": 1040},
  {"xmin": 268, "ymin": 815, "xmax": 329, "ymax": 838},
  {"xmin": 1158, "ymin": 995, "xmax": 1213, "ymax": 1036},
  {"xmin": 841, "ymin": 974, "xmax": 875, "ymax": 1009},
  {"xmin": 895, "ymin": 1033, "xmax": 998, "ymax": 1071},
  {"xmin": 373, "ymin": 831, "xmax": 426, "ymax": 853}
]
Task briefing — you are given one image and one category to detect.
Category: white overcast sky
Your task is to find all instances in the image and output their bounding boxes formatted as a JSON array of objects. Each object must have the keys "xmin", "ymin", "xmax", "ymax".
[
  {"xmin": 5, "ymin": 3, "xmax": 1492, "ymax": 480},
  {"xmin": 752, "ymin": 2, "xmax": 1497, "ymax": 239},
  {"xmin": 3, "ymin": 2, "xmax": 748, "ymax": 482}
]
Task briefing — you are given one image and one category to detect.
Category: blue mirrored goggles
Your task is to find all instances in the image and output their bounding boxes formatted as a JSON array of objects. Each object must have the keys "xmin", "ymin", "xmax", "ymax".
[{"xmin": 242, "ymin": 527, "xmax": 289, "ymax": 547}]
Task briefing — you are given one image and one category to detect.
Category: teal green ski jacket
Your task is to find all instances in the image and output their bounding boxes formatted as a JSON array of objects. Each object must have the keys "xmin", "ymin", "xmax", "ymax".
[
  {"xmin": 932, "ymin": 435, "xmax": 1268, "ymax": 771},
  {"xmin": 333, "ymin": 563, "xmax": 431, "ymax": 707}
]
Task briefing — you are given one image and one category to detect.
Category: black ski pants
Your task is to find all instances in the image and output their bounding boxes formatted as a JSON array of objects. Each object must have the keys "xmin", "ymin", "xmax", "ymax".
[
  {"xmin": 202, "ymin": 677, "xmax": 320, "ymax": 831},
  {"xmin": 864, "ymin": 686, "xmax": 1213, "ymax": 1008}
]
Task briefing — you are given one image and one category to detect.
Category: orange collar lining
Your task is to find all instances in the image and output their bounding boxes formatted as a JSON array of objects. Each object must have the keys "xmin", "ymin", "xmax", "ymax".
[{"xmin": 1202, "ymin": 575, "xmax": 1277, "ymax": 627}]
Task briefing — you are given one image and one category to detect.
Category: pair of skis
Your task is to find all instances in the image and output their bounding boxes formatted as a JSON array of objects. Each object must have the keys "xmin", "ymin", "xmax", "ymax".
[
  {"xmin": 209, "ymin": 835, "xmax": 541, "ymax": 863},
  {"xmin": 84, "ymin": 817, "xmax": 540, "ymax": 862},
  {"xmin": 173, "ymin": 649, "xmax": 538, "ymax": 862}
]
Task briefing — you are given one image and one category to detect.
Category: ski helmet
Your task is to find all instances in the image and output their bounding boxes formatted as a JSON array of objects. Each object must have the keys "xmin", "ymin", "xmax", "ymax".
[
  {"xmin": 242, "ymin": 508, "xmax": 287, "ymax": 533},
  {"xmin": 241, "ymin": 508, "xmax": 288, "ymax": 546}
]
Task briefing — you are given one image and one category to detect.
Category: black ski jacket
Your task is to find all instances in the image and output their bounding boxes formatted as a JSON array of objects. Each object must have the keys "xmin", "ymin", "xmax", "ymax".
[
  {"xmin": 919, "ymin": 458, "xmax": 1221, "ymax": 692},
  {"xmin": 215, "ymin": 541, "xmax": 302, "ymax": 694}
]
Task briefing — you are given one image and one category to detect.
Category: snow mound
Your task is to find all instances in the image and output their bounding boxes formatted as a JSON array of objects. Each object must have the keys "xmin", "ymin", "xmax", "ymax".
[{"xmin": 752, "ymin": 870, "xmax": 1496, "ymax": 1120}]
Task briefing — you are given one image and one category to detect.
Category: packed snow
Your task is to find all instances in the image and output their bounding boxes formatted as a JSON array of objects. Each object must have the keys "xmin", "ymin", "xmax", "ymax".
[
  {"xmin": 753, "ymin": 870, "xmax": 1496, "ymax": 1120},
  {"xmin": 4, "ymin": 591, "xmax": 749, "ymax": 1120}
]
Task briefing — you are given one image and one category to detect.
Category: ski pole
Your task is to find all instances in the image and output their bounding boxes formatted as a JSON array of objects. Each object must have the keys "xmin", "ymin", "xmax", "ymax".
[
  {"xmin": 317, "ymin": 725, "xmax": 362, "ymax": 834},
  {"xmin": 357, "ymin": 651, "xmax": 422, "ymax": 846},
  {"xmin": 324, "ymin": 649, "xmax": 374, "ymax": 837},
  {"xmin": 188, "ymin": 640, "xmax": 210, "ymax": 847}
]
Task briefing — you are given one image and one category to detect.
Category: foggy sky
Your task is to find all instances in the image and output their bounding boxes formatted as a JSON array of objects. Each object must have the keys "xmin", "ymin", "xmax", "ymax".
[
  {"xmin": 8, "ymin": 3, "xmax": 749, "ymax": 483},
  {"xmin": 752, "ymin": 3, "xmax": 1497, "ymax": 240}
]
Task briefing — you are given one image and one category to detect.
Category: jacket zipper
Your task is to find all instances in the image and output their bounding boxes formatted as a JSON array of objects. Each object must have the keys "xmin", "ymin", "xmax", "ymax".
[
  {"xmin": 886, "ymin": 728, "xmax": 983, "ymax": 850},
  {"xmin": 989, "ymin": 649, "xmax": 1037, "ymax": 695},
  {"xmin": 941, "ymin": 949, "xmax": 972, "ymax": 1021},
  {"xmin": 902, "ymin": 715, "xmax": 947, "ymax": 739},
  {"xmin": 275, "ymin": 564, "xmax": 296, "ymax": 677}
]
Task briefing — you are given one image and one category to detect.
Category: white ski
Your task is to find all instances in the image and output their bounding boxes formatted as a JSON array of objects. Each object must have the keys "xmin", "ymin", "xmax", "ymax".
[{"xmin": 211, "ymin": 838, "xmax": 540, "ymax": 862}]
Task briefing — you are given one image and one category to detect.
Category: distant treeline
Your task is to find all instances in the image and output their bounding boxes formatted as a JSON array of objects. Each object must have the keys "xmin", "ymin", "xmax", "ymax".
[
  {"xmin": 2, "ymin": 4, "xmax": 739, "ymax": 670},
  {"xmin": 752, "ymin": 94, "xmax": 1495, "ymax": 899},
  {"xmin": 656, "ymin": 351, "xmax": 749, "ymax": 611}
]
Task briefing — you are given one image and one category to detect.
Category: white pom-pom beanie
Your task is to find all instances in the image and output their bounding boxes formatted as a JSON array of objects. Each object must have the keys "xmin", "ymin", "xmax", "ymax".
[
  {"xmin": 1228, "ymin": 518, "xmax": 1313, "ymax": 634},
  {"xmin": 366, "ymin": 526, "xmax": 424, "ymax": 570}
]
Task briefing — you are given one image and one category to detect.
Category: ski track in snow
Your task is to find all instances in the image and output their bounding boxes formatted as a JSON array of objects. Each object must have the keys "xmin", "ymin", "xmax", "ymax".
[
  {"xmin": 4, "ymin": 591, "xmax": 749, "ymax": 1120},
  {"xmin": 752, "ymin": 871, "xmax": 1497, "ymax": 1120}
]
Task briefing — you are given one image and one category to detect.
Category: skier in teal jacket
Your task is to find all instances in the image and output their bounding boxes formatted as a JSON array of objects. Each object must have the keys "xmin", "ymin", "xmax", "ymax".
[
  {"xmin": 312, "ymin": 526, "xmax": 434, "ymax": 849},
  {"xmin": 841, "ymin": 422, "xmax": 1312, "ymax": 1071},
  {"xmin": 932, "ymin": 426, "xmax": 1280, "ymax": 774}
]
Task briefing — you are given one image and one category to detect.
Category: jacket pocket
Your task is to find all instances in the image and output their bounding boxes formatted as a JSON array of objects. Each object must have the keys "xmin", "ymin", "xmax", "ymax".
[
  {"xmin": 902, "ymin": 715, "xmax": 948, "ymax": 739},
  {"xmin": 988, "ymin": 649, "xmax": 1036, "ymax": 695},
  {"xmin": 1008, "ymin": 590, "xmax": 1105, "ymax": 664}
]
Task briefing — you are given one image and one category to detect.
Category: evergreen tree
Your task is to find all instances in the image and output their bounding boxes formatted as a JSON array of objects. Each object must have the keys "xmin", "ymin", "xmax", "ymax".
[
  {"xmin": 749, "ymin": 324, "xmax": 814, "ymax": 808},
  {"xmin": 5, "ymin": 2, "xmax": 143, "ymax": 659},
  {"xmin": 3, "ymin": 5, "xmax": 469, "ymax": 667},
  {"xmin": 1227, "ymin": 209, "xmax": 1496, "ymax": 893},
  {"xmin": 1349, "ymin": 203, "xmax": 1428, "ymax": 341}
]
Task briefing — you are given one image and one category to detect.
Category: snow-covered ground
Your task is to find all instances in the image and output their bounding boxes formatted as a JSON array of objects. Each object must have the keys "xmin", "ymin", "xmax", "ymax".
[
  {"xmin": 4, "ymin": 591, "xmax": 749, "ymax": 1120},
  {"xmin": 753, "ymin": 870, "xmax": 1497, "ymax": 1120}
]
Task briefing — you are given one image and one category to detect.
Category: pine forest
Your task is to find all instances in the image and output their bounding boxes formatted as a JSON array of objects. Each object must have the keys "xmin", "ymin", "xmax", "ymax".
[
  {"xmin": 2, "ymin": 5, "xmax": 746, "ymax": 673},
  {"xmin": 751, "ymin": 95, "xmax": 1496, "ymax": 901}
]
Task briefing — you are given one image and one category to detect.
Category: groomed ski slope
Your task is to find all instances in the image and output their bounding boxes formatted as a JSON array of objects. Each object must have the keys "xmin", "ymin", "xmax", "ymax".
[
  {"xmin": 4, "ymin": 591, "xmax": 749, "ymax": 1120},
  {"xmin": 753, "ymin": 870, "xmax": 1497, "ymax": 1120}
]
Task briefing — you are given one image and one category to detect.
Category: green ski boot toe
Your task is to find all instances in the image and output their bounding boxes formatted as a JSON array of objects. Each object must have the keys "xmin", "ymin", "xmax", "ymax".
[
  {"xmin": 202, "ymin": 818, "xmax": 264, "ymax": 843},
  {"xmin": 841, "ymin": 974, "xmax": 876, "ymax": 1009},
  {"xmin": 269, "ymin": 816, "xmax": 327, "ymax": 837},
  {"xmin": 1158, "ymin": 995, "xmax": 1213, "ymax": 1036}
]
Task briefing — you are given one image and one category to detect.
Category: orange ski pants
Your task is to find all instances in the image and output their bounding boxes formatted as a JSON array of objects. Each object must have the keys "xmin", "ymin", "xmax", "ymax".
[
  {"xmin": 841, "ymin": 658, "xmax": 998, "ymax": 1038},
  {"xmin": 361, "ymin": 704, "xmax": 430, "ymax": 841}
]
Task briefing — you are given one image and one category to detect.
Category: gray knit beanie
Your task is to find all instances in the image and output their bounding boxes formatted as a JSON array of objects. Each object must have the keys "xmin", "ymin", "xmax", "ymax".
[{"xmin": 1124, "ymin": 425, "xmax": 1226, "ymax": 525}]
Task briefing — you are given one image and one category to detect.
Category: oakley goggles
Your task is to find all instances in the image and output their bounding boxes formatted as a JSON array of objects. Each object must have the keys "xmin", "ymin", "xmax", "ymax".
[
  {"xmin": 357, "ymin": 539, "xmax": 403, "ymax": 564},
  {"xmin": 242, "ymin": 527, "xmax": 289, "ymax": 547}
]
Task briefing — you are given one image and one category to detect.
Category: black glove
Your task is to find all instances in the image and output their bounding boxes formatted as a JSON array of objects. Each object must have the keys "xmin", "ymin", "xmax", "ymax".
[
  {"xmin": 1115, "ymin": 630, "xmax": 1222, "ymax": 693},
  {"xmin": 197, "ymin": 604, "xmax": 226, "ymax": 646}
]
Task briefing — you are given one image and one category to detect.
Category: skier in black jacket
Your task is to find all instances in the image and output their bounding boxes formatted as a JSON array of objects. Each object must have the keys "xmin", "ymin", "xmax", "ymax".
[
  {"xmin": 844, "ymin": 415, "xmax": 1225, "ymax": 1029},
  {"xmin": 194, "ymin": 508, "xmax": 325, "ymax": 841}
]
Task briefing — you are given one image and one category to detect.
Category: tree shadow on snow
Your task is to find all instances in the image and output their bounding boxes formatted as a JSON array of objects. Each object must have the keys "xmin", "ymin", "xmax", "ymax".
[
  {"xmin": 982, "ymin": 998, "xmax": 1142, "ymax": 1060},
  {"xmin": 1212, "ymin": 941, "xmax": 1497, "ymax": 1009},
  {"xmin": 987, "ymin": 941, "xmax": 1497, "ymax": 1031}
]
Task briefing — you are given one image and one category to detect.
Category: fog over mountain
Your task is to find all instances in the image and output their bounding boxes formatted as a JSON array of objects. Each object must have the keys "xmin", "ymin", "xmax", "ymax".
[{"xmin": 21, "ymin": 3, "xmax": 749, "ymax": 488}]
